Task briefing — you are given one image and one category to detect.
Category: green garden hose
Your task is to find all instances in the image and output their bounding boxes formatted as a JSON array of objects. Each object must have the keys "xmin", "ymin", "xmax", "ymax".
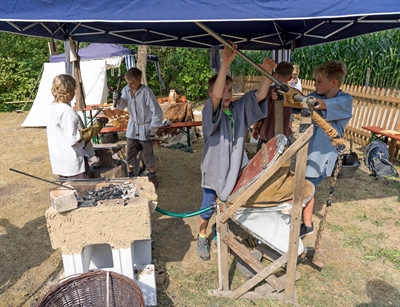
[{"xmin": 155, "ymin": 204, "xmax": 217, "ymax": 218}]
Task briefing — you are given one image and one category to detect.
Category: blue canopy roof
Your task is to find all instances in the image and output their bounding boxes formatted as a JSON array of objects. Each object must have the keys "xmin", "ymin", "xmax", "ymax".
[
  {"xmin": 49, "ymin": 43, "xmax": 159, "ymax": 63},
  {"xmin": 1, "ymin": 0, "xmax": 399, "ymax": 50}
]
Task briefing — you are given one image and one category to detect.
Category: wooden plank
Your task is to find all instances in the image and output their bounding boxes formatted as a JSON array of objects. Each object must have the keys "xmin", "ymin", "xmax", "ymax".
[
  {"xmin": 241, "ymin": 292, "xmax": 285, "ymax": 300},
  {"xmin": 158, "ymin": 121, "xmax": 202, "ymax": 129},
  {"xmin": 283, "ymin": 113, "xmax": 310, "ymax": 302},
  {"xmin": 208, "ymin": 289, "xmax": 285, "ymax": 301},
  {"xmin": 274, "ymin": 99, "xmax": 283, "ymax": 135},
  {"xmin": 255, "ymin": 271, "xmax": 301, "ymax": 296},
  {"xmin": 229, "ymin": 254, "xmax": 289, "ymax": 299},
  {"xmin": 217, "ymin": 209, "xmax": 230, "ymax": 291},
  {"xmin": 222, "ymin": 232, "xmax": 265, "ymax": 272}
]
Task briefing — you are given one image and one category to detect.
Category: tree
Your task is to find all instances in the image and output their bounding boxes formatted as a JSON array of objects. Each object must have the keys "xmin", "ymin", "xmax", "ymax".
[{"xmin": 137, "ymin": 45, "xmax": 148, "ymax": 85}]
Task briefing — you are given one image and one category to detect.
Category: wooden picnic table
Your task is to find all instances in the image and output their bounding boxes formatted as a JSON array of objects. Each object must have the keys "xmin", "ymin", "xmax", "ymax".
[
  {"xmin": 362, "ymin": 125, "xmax": 400, "ymax": 161},
  {"xmin": 100, "ymin": 121, "xmax": 203, "ymax": 148}
]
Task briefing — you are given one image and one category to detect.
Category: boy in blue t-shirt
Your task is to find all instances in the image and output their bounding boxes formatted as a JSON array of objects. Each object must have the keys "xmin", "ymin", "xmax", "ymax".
[{"xmin": 300, "ymin": 61, "xmax": 353, "ymax": 237}]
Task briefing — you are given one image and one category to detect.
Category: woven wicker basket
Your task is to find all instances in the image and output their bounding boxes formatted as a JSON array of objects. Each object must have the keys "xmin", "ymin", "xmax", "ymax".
[{"xmin": 35, "ymin": 271, "xmax": 145, "ymax": 307}]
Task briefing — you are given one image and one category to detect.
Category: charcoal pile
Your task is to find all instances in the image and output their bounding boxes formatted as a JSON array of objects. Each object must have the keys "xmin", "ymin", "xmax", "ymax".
[{"xmin": 77, "ymin": 182, "xmax": 138, "ymax": 207}]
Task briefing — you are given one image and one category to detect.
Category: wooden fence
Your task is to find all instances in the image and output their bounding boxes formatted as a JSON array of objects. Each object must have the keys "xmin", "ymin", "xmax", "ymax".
[{"xmin": 233, "ymin": 76, "xmax": 400, "ymax": 160}]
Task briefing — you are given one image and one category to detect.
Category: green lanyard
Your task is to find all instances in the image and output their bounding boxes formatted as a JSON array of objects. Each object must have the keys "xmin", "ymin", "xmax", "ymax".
[{"xmin": 224, "ymin": 109, "xmax": 234, "ymax": 141}]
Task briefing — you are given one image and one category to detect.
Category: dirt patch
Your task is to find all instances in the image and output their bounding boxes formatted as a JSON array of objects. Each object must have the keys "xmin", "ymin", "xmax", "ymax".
[{"xmin": 0, "ymin": 111, "xmax": 400, "ymax": 306}]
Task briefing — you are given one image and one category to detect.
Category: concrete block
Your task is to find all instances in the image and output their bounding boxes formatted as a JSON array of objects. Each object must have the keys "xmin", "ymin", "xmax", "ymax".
[
  {"xmin": 49, "ymin": 187, "xmax": 78, "ymax": 212},
  {"xmin": 135, "ymin": 264, "xmax": 157, "ymax": 306}
]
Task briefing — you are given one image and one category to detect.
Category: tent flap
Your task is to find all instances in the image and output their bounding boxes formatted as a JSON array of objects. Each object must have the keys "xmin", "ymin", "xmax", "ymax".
[{"xmin": 22, "ymin": 60, "xmax": 108, "ymax": 127}]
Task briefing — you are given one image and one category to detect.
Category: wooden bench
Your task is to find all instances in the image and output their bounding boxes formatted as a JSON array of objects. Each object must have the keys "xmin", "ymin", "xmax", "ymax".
[
  {"xmin": 158, "ymin": 121, "xmax": 202, "ymax": 148},
  {"xmin": 4, "ymin": 100, "xmax": 34, "ymax": 112}
]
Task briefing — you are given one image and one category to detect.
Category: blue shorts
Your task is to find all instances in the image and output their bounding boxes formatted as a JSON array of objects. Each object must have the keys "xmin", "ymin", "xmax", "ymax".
[
  {"xmin": 306, "ymin": 168, "xmax": 327, "ymax": 187},
  {"xmin": 199, "ymin": 188, "xmax": 217, "ymax": 220}
]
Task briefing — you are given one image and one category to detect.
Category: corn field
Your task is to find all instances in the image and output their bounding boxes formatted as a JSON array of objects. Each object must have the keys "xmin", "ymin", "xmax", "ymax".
[
  {"xmin": 231, "ymin": 29, "xmax": 400, "ymax": 89},
  {"xmin": 291, "ymin": 29, "xmax": 400, "ymax": 89}
]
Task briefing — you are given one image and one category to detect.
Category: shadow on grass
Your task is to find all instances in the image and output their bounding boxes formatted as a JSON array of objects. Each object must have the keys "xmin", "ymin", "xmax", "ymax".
[
  {"xmin": 355, "ymin": 279, "xmax": 400, "ymax": 307},
  {"xmin": 151, "ymin": 215, "xmax": 193, "ymax": 306},
  {"xmin": 0, "ymin": 216, "xmax": 55, "ymax": 296}
]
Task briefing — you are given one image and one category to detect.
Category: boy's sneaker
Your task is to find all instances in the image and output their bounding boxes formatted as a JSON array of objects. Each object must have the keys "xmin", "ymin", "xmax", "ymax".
[
  {"xmin": 148, "ymin": 173, "xmax": 158, "ymax": 189},
  {"xmin": 197, "ymin": 235, "xmax": 210, "ymax": 261},
  {"xmin": 300, "ymin": 223, "xmax": 314, "ymax": 238},
  {"xmin": 127, "ymin": 172, "xmax": 134, "ymax": 178}
]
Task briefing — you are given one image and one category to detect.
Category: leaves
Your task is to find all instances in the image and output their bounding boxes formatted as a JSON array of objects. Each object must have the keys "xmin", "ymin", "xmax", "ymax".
[{"xmin": 0, "ymin": 33, "xmax": 50, "ymax": 111}]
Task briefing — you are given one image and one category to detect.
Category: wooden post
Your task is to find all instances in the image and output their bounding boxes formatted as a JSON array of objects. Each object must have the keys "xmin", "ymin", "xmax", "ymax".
[
  {"xmin": 216, "ymin": 208, "xmax": 229, "ymax": 290},
  {"xmin": 274, "ymin": 99, "xmax": 284, "ymax": 136},
  {"xmin": 284, "ymin": 111, "xmax": 312, "ymax": 304}
]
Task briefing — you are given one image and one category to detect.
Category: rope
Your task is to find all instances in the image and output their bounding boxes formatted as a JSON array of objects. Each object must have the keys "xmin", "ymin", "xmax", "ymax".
[
  {"xmin": 308, "ymin": 108, "xmax": 346, "ymax": 255},
  {"xmin": 313, "ymin": 152, "xmax": 344, "ymax": 252},
  {"xmin": 312, "ymin": 112, "xmax": 344, "ymax": 146}
]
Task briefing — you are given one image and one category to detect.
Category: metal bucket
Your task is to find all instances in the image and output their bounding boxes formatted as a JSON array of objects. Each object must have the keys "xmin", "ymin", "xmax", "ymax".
[{"xmin": 335, "ymin": 152, "xmax": 360, "ymax": 179}]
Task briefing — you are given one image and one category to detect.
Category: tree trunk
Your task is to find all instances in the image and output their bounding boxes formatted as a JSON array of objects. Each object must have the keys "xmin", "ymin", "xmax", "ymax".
[{"xmin": 137, "ymin": 45, "xmax": 148, "ymax": 85}]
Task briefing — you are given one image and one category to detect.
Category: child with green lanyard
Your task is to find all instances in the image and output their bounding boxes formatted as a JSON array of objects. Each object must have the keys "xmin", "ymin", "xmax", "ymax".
[{"xmin": 197, "ymin": 41, "xmax": 277, "ymax": 261}]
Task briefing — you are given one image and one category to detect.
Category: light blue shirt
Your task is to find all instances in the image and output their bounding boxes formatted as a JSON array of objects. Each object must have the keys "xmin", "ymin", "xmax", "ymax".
[
  {"xmin": 118, "ymin": 84, "xmax": 163, "ymax": 140},
  {"xmin": 306, "ymin": 91, "xmax": 353, "ymax": 178}
]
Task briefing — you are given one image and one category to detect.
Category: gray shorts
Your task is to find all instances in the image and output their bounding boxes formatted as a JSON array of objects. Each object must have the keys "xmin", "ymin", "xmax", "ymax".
[{"xmin": 126, "ymin": 138, "xmax": 155, "ymax": 169}]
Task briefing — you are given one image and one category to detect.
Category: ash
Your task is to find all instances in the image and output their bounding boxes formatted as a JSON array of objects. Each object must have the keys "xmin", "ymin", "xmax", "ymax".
[{"xmin": 77, "ymin": 182, "xmax": 138, "ymax": 207}]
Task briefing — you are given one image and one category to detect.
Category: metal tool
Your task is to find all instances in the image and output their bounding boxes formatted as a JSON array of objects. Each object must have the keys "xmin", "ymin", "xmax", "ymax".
[
  {"xmin": 113, "ymin": 74, "xmax": 124, "ymax": 108},
  {"xmin": 9, "ymin": 168, "xmax": 76, "ymax": 190}
]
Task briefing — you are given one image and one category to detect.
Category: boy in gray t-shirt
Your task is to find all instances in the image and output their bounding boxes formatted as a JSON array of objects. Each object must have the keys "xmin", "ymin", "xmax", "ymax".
[{"xmin": 197, "ymin": 41, "xmax": 277, "ymax": 261}]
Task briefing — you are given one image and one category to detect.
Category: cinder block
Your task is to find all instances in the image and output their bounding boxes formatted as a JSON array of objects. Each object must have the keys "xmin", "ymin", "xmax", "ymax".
[
  {"xmin": 135, "ymin": 264, "xmax": 157, "ymax": 306},
  {"xmin": 61, "ymin": 244, "xmax": 156, "ymax": 306},
  {"xmin": 49, "ymin": 187, "xmax": 78, "ymax": 212}
]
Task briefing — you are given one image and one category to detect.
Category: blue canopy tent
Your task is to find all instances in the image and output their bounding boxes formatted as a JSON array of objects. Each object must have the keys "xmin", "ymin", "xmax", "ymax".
[
  {"xmin": 1, "ymin": 0, "xmax": 398, "ymax": 84},
  {"xmin": 0, "ymin": 0, "xmax": 399, "ymax": 50},
  {"xmin": 49, "ymin": 43, "xmax": 159, "ymax": 64}
]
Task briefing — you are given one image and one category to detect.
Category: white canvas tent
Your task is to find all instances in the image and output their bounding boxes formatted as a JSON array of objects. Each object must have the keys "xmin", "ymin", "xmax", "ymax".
[{"xmin": 21, "ymin": 59, "xmax": 108, "ymax": 127}]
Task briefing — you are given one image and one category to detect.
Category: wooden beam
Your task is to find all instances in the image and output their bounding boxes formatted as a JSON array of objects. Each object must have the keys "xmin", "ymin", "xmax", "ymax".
[
  {"xmin": 284, "ymin": 112, "xmax": 312, "ymax": 304},
  {"xmin": 229, "ymin": 253, "xmax": 289, "ymax": 299}
]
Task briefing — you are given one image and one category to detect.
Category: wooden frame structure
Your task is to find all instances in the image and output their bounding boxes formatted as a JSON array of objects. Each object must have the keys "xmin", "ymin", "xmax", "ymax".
[{"xmin": 208, "ymin": 111, "xmax": 313, "ymax": 305}]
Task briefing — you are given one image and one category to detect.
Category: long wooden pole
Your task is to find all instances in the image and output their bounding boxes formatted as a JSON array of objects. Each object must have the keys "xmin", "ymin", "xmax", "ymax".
[{"xmin": 195, "ymin": 22, "xmax": 285, "ymax": 88}]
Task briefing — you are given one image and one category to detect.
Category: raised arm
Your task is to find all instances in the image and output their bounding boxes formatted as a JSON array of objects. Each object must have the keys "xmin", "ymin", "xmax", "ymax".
[
  {"xmin": 255, "ymin": 57, "xmax": 277, "ymax": 102},
  {"xmin": 211, "ymin": 41, "xmax": 237, "ymax": 112}
]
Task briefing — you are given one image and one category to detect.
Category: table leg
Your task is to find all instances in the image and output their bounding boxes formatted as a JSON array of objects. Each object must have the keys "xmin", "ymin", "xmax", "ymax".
[
  {"xmin": 187, "ymin": 127, "xmax": 191, "ymax": 147},
  {"xmin": 370, "ymin": 132, "xmax": 375, "ymax": 142}
]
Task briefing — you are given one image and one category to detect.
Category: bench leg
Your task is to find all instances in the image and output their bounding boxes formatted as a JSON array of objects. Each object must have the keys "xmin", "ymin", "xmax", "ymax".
[{"xmin": 388, "ymin": 139, "xmax": 397, "ymax": 162}]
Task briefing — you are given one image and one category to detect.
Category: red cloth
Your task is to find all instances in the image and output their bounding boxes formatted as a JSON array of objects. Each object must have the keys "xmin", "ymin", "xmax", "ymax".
[{"xmin": 258, "ymin": 88, "xmax": 292, "ymax": 142}]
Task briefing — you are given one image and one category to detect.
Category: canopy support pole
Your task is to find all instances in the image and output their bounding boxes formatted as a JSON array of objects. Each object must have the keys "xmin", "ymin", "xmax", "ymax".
[{"xmin": 63, "ymin": 39, "xmax": 73, "ymax": 76}]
